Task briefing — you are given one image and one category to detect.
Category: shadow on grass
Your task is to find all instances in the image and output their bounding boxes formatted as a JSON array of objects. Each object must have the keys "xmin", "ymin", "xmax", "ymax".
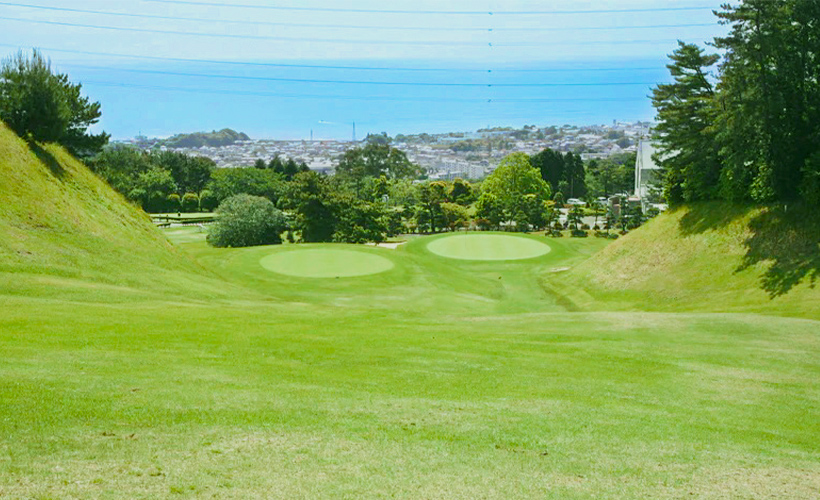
[
  {"xmin": 27, "ymin": 140, "xmax": 65, "ymax": 178},
  {"xmin": 677, "ymin": 202, "xmax": 750, "ymax": 236},
  {"xmin": 677, "ymin": 203, "xmax": 820, "ymax": 298},
  {"xmin": 736, "ymin": 206, "xmax": 820, "ymax": 297}
]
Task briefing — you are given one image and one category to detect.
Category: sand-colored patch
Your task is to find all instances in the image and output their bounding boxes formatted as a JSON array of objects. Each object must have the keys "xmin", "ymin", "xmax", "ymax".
[
  {"xmin": 427, "ymin": 234, "xmax": 551, "ymax": 261},
  {"xmin": 260, "ymin": 248, "xmax": 394, "ymax": 278}
]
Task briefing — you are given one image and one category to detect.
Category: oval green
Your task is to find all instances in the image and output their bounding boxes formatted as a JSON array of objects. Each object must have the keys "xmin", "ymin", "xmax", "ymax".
[
  {"xmin": 426, "ymin": 234, "xmax": 551, "ymax": 261},
  {"xmin": 260, "ymin": 248, "xmax": 395, "ymax": 278}
]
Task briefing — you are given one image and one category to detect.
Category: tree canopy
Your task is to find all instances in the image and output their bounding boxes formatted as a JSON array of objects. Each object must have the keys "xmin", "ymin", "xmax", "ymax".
[
  {"xmin": 652, "ymin": 1, "xmax": 820, "ymax": 206},
  {"xmin": 0, "ymin": 49, "xmax": 108, "ymax": 157}
]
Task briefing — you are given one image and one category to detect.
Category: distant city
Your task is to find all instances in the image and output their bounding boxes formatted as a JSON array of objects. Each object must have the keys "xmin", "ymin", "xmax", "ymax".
[{"xmin": 117, "ymin": 121, "xmax": 651, "ymax": 181}]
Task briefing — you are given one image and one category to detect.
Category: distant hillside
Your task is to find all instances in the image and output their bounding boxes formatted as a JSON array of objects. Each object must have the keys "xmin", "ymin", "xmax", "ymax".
[
  {"xmin": 547, "ymin": 203, "xmax": 820, "ymax": 319},
  {"xmin": 162, "ymin": 128, "xmax": 250, "ymax": 148},
  {"xmin": 0, "ymin": 122, "xmax": 226, "ymax": 300}
]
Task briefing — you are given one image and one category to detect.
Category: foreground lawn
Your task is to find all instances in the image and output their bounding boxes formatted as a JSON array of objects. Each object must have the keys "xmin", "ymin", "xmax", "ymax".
[{"xmin": 1, "ymin": 233, "xmax": 818, "ymax": 499}]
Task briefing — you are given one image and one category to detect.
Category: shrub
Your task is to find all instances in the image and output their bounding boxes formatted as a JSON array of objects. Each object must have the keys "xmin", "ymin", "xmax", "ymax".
[
  {"xmin": 165, "ymin": 193, "xmax": 181, "ymax": 213},
  {"xmin": 199, "ymin": 190, "xmax": 218, "ymax": 212},
  {"xmin": 548, "ymin": 229, "xmax": 563, "ymax": 237},
  {"xmin": 181, "ymin": 192, "xmax": 199, "ymax": 213},
  {"xmin": 581, "ymin": 223, "xmax": 590, "ymax": 230},
  {"xmin": 570, "ymin": 229, "xmax": 588, "ymax": 238},
  {"xmin": 207, "ymin": 194, "xmax": 286, "ymax": 248}
]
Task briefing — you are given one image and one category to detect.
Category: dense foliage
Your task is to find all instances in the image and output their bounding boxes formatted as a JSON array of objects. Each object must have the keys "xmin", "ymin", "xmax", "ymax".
[
  {"xmin": 207, "ymin": 194, "xmax": 287, "ymax": 248},
  {"xmin": 0, "ymin": 49, "xmax": 108, "ymax": 157},
  {"xmin": 90, "ymin": 146, "xmax": 217, "ymax": 212},
  {"xmin": 477, "ymin": 153, "xmax": 551, "ymax": 231},
  {"xmin": 652, "ymin": 0, "xmax": 820, "ymax": 206},
  {"xmin": 529, "ymin": 149, "xmax": 586, "ymax": 199}
]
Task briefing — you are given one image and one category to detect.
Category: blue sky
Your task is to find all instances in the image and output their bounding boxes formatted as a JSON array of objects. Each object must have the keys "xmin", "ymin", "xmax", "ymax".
[{"xmin": 0, "ymin": 0, "xmax": 729, "ymax": 139}]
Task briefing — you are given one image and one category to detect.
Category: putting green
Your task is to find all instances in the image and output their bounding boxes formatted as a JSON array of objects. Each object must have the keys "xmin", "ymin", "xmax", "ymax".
[
  {"xmin": 426, "ymin": 233, "xmax": 551, "ymax": 261},
  {"xmin": 260, "ymin": 248, "xmax": 394, "ymax": 278}
]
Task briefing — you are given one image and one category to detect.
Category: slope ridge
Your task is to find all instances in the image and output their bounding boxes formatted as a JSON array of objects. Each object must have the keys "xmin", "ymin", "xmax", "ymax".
[
  {"xmin": 0, "ymin": 123, "xmax": 224, "ymax": 300},
  {"xmin": 549, "ymin": 203, "xmax": 820, "ymax": 318}
]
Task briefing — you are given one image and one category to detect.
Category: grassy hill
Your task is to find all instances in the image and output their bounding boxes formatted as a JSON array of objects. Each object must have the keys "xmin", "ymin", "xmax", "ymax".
[
  {"xmin": 0, "ymin": 129, "xmax": 818, "ymax": 498},
  {"xmin": 0, "ymin": 123, "xmax": 230, "ymax": 301},
  {"xmin": 548, "ymin": 203, "xmax": 820, "ymax": 319}
]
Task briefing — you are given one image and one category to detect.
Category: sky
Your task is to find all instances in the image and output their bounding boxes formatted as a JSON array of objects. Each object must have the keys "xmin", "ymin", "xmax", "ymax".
[{"xmin": 0, "ymin": 0, "xmax": 730, "ymax": 140}]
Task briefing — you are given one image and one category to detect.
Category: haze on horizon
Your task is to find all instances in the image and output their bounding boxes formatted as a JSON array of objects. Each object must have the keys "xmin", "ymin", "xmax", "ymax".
[{"xmin": 0, "ymin": 0, "xmax": 729, "ymax": 139}]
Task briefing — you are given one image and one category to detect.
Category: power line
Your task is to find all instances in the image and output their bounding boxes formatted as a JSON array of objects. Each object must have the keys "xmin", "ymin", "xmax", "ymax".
[
  {"xmin": 0, "ymin": 43, "xmax": 669, "ymax": 74},
  {"xmin": 144, "ymin": 0, "xmax": 715, "ymax": 16},
  {"xmin": 82, "ymin": 80, "xmax": 648, "ymax": 103},
  {"xmin": 0, "ymin": 2, "xmax": 718, "ymax": 33},
  {"xmin": 69, "ymin": 64, "xmax": 661, "ymax": 87},
  {"xmin": 0, "ymin": 16, "xmax": 708, "ymax": 47}
]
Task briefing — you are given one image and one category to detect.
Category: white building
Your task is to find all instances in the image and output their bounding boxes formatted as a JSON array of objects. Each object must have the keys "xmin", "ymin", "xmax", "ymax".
[{"xmin": 635, "ymin": 140, "xmax": 662, "ymax": 199}]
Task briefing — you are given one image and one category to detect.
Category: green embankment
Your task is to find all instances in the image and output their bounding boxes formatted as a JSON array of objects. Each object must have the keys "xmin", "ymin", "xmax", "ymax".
[
  {"xmin": 548, "ymin": 203, "xmax": 820, "ymax": 319},
  {"xmin": 0, "ymin": 123, "xmax": 230, "ymax": 301},
  {"xmin": 0, "ymin": 128, "xmax": 818, "ymax": 498}
]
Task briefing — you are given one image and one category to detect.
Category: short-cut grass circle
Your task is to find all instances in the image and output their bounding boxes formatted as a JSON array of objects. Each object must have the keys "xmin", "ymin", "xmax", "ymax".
[
  {"xmin": 260, "ymin": 248, "xmax": 395, "ymax": 278},
  {"xmin": 426, "ymin": 233, "xmax": 551, "ymax": 261}
]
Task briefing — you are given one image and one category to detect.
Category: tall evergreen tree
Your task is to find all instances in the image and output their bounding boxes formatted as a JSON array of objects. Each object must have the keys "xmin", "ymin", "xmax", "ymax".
[{"xmin": 651, "ymin": 42, "xmax": 721, "ymax": 204}]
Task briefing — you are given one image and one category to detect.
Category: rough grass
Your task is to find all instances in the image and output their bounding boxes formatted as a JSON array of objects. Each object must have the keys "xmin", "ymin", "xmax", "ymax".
[
  {"xmin": 0, "ymin": 129, "xmax": 818, "ymax": 498},
  {"xmin": 549, "ymin": 203, "xmax": 820, "ymax": 319}
]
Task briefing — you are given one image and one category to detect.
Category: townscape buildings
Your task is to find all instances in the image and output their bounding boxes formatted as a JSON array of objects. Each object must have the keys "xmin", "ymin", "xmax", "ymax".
[{"xmin": 120, "ymin": 121, "xmax": 651, "ymax": 181}]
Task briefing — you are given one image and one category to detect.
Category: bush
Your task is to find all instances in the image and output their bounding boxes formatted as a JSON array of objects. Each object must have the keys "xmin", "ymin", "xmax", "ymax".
[
  {"xmin": 570, "ymin": 229, "xmax": 588, "ymax": 238},
  {"xmin": 199, "ymin": 190, "xmax": 218, "ymax": 211},
  {"xmin": 207, "ymin": 194, "xmax": 286, "ymax": 248},
  {"xmin": 548, "ymin": 229, "xmax": 563, "ymax": 237},
  {"xmin": 181, "ymin": 192, "xmax": 199, "ymax": 213},
  {"xmin": 166, "ymin": 193, "xmax": 181, "ymax": 212},
  {"xmin": 580, "ymin": 223, "xmax": 590, "ymax": 230}
]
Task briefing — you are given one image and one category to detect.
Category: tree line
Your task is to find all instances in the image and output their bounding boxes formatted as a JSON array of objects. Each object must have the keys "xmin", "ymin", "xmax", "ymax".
[{"xmin": 652, "ymin": 0, "xmax": 820, "ymax": 207}]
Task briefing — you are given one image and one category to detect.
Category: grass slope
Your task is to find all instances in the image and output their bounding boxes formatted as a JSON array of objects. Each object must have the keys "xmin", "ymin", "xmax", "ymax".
[
  {"xmin": 0, "ymin": 133, "xmax": 818, "ymax": 498},
  {"xmin": 0, "ymin": 124, "xmax": 231, "ymax": 301},
  {"xmin": 549, "ymin": 203, "xmax": 820, "ymax": 319}
]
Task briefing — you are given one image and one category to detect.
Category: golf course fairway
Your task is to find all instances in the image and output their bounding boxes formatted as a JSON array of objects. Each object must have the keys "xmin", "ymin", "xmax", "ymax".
[
  {"xmin": 260, "ymin": 247, "xmax": 395, "ymax": 278},
  {"xmin": 426, "ymin": 233, "xmax": 551, "ymax": 261},
  {"xmin": 2, "ymin": 127, "xmax": 819, "ymax": 499}
]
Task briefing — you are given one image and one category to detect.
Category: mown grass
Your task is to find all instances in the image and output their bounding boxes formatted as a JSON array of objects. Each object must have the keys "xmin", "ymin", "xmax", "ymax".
[{"xmin": 1, "ymin": 128, "xmax": 819, "ymax": 498}]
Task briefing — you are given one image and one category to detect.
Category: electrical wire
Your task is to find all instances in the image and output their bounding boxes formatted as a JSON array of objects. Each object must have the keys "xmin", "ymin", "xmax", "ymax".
[
  {"xmin": 143, "ymin": 0, "xmax": 716, "ymax": 16},
  {"xmin": 69, "ymin": 64, "xmax": 662, "ymax": 87},
  {"xmin": 0, "ymin": 2, "xmax": 718, "ymax": 33},
  {"xmin": 0, "ymin": 16, "xmax": 708, "ymax": 47}
]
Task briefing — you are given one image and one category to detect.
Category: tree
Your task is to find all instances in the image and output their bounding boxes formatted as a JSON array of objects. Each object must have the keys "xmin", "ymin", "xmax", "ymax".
[
  {"xmin": 336, "ymin": 143, "xmax": 420, "ymax": 185},
  {"xmin": 0, "ymin": 49, "xmax": 108, "ymax": 157},
  {"xmin": 414, "ymin": 181, "xmax": 448, "ymax": 233},
  {"xmin": 331, "ymin": 195, "xmax": 389, "ymax": 244},
  {"xmin": 130, "ymin": 167, "xmax": 177, "ymax": 212},
  {"xmin": 280, "ymin": 170, "xmax": 336, "ymax": 242},
  {"xmin": 651, "ymin": 42, "xmax": 722, "ymax": 204},
  {"xmin": 440, "ymin": 202, "xmax": 470, "ymax": 232},
  {"xmin": 181, "ymin": 193, "xmax": 199, "ymax": 213},
  {"xmin": 530, "ymin": 148, "xmax": 565, "ymax": 193},
  {"xmin": 482, "ymin": 153, "xmax": 551, "ymax": 224},
  {"xmin": 713, "ymin": 0, "xmax": 820, "ymax": 204},
  {"xmin": 152, "ymin": 151, "xmax": 215, "ymax": 194},
  {"xmin": 585, "ymin": 153, "xmax": 635, "ymax": 199},
  {"xmin": 254, "ymin": 158, "xmax": 267, "ymax": 170},
  {"xmin": 207, "ymin": 194, "xmax": 287, "ymax": 248},
  {"xmin": 199, "ymin": 189, "xmax": 218, "ymax": 212},
  {"xmin": 449, "ymin": 178, "xmax": 475, "ymax": 205},
  {"xmin": 475, "ymin": 193, "xmax": 504, "ymax": 230},
  {"xmin": 207, "ymin": 167, "xmax": 285, "ymax": 204}
]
